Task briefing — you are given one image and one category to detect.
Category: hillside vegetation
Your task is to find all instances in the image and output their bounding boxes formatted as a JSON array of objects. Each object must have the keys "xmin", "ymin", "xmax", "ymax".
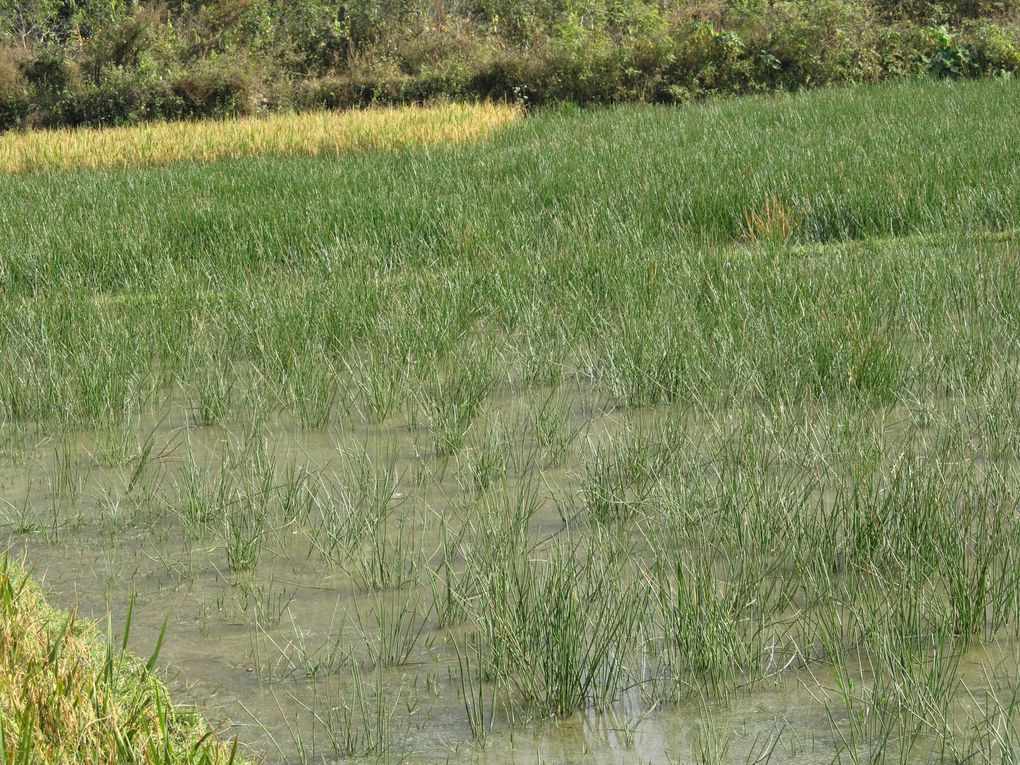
[{"xmin": 1, "ymin": 0, "xmax": 1019, "ymax": 130}]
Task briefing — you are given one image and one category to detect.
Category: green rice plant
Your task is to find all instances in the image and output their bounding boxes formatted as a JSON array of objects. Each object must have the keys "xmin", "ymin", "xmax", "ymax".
[
  {"xmin": 191, "ymin": 354, "xmax": 234, "ymax": 428},
  {"xmin": 309, "ymin": 447, "xmax": 401, "ymax": 569},
  {"xmin": 50, "ymin": 436, "xmax": 90, "ymax": 502},
  {"xmin": 459, "ymin": 418, "xmax": 511, "ymax": 494},
  {"xmin": 646, "ymin": 556, "xmax": 745, "ymax": 703},
  {"xmin": 176, "ymin": 447, "xmax": 233, "ymax": 534},
  {"xmin": 580, "ymin": 308, "xmax": 695, "ymax": 408},
  {"xmin": 950, "ymin": 651, "xmax": 1020, "ymax": 764},
  {"xmin": 453, "ymin": 632, "xmax": 494, "ymax": 740},
  {"xmin": 0, "ymin": 486, "xmax": 41, "ymax": 536},
  {"xmin": 93, "ymin": 410, "xmax": 139, "ymax": 468},
  {"xmin": 692, "ymin": 710, "xmax": 734, "ymax": 765},
  {"xmin": 529, "ymin": 391, "xmax": 578, "ymax": 467},
  {"xmin": 229, "ymin": 577, "xmax": 297, "ymax": 630},
  {"xmin": 515, "ymin": 316, "xmax": 568, "ymax": 390},
  {"xmin": 348, "ymin": 348, "xmax": 410, "ymax": 424},
  {"xmin": 278, "ymin": 458, "xmax": 320, "ymax": 526},
  {"xmin": 581, "ymin": 426, "xmax": 668, "ymax": 525},
  {"xmin": 282, "ymin": 661, "xmax": 404, "ymax": 761},
  {"xmin": 96, "ymin": 489, "xmax": 133, "ymax": 540},
  {"xmin": 248, "ymin": 607, "xmax": 353, "ymax": 682},
  {"xmin": 423, "ymin": 345, "xmax": 495, "ymax": 457},
  {"xmin": 223, "ymin": 499, "xmax": 268, "ymax": 575},
  {"xmin": 473, "ymin": 474, "xmax": 543, "ymax": 559},
  {"xmin": 349, "ymin": 514, "xmax": 419, "ymax": 592},
  {"xmin": 355, "ymin": 590, "xmax": 433, "ymax": 668},
  {"xmin": 475, "ymin": 544, "xmax": 643, "ymax": 717},
  {"xmin": 0, "ymin": 419, "xmax": 27, "ymax": 464},
  {"xmin": 284, "ymin": 351, "xmax": 344, "ymax": 430},
  {"xmin": 425, "ymin": 518, "xmax": 474, "ymax": 629}
]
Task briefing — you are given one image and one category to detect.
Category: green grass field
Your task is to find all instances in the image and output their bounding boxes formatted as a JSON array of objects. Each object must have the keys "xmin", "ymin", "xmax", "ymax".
[{"xmin": 2, "ymin": 78, "xmax": 1020, "ymax": 764}]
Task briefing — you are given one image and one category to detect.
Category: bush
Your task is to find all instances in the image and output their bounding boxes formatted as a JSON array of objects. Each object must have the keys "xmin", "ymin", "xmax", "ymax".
[
  {"xmin": 0, "ymin": 48, "xmax": 29, "ymax": 130},
  {"xmin": 171, "ymin": 61, "xmax": 253, "ymax": 119},
  {"xmin": 960, "ymin": 20, "xmax": 1020, "ymax": 73},
  {"xmin": 53, "ymin": 69, "xmax": 176, "ymax": 128},
  {"xmin": 2, "ymin": 0, "xmax": 1020, "ymax": 131}
]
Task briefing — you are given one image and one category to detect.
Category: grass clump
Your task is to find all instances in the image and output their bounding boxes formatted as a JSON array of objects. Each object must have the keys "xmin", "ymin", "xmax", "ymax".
[{"xmin": 0, "ymin": 559, "xmax": 242, "ymax": 764}]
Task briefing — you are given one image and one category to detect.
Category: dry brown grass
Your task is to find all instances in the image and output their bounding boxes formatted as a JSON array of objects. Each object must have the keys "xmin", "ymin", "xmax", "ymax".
[
  {"xmin": 0, "ymin": 102, "xmax": 520, "ymax": 173},
  {"xmin": 742, "ymin": 194, "xmax": 796, "ymax": 246}
]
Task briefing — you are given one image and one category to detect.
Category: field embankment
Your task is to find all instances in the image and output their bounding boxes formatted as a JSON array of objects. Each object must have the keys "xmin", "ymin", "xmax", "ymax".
[{"xmin": 0, "ymin": 559, "xmax": 242, "ymax": 764}]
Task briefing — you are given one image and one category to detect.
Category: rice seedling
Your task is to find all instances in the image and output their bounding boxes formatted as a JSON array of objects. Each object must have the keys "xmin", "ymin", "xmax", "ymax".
[
  {"xmin": 355, "ymin": 590, "xmax": 433, "ymax": 668},
  {"xmin": 0, "ymin": 487, "xmax": 41, "ymax": 536},
  {"xmin": 459, "ymin": 418, "xmax": 511, "ymax": 494},
  {"xmin": 529, "ymin": 391, "xmax": 578, "ymax": 467},
  {"xmin": 474, "ymin": 543, "xmax": 644, "ymax": 717},
  {"xmin": 308, "ymin": 446, "xmax": 401, "ymax": 569},
  {"xmin": 284, "ymin": 352, "xmax": 344, "ymax": 430},
  {"xmin": 248, "ymin": 606, "xmax": 353, "ymax": 682},
  {"xmin": 175, "ymin": 447, "xmax": 233, "ymax": 535},
  {"xmin": 453, "ymin": 631, "xmax": 494, "ymax": 740},
  {"xmin": 192, "ymin": 357, "xmax": 235, "ymax": 428},
  {"xmin": 423, "ymin": 345, "xmax": 496, "ymax": 457},
  {"xmin": 349, "ymin": 514, "xmax": 420, "ymax": 593},
  {"xmin": 279, "ymin": 661, "xmax": 407, "ymax": 763},
  {"xmin": 645, "ymin": 556, "xmax": 745, "ymax": 703},
  {"xmin": 229, "ymin": 577, "xmax": 297, "ymax": 630},
  {"xmin": 51, "ymin": 436, "xmax": 91, "ymax": 501},
  {"xmin": 348, "ymin": 348, "xmax": 412, "ymax": 424},
  {"xmin": 581, "ymin": 425, "xmax": 669, "ymax": 526}
]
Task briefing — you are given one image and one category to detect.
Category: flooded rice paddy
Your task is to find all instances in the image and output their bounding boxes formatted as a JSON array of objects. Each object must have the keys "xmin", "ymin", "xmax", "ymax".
[
  {"xmin": 3, "ymin": 378, "xmax": 1020, "ymax": 764},
  {"xmin": 4, "ymin": 79, "xmax": 1020, "ymax": 764}
]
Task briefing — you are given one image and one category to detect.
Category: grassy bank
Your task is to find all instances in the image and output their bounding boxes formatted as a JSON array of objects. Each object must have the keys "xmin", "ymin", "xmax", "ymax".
[{"xmin": 0, "ymin": 559, "xmax": 241, "ymax": 764}]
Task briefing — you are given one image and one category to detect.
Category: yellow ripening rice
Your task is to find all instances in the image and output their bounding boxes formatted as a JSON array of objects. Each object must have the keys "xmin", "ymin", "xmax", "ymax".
[{"xmin": 0, "ymin": 102, "xmax": 520, "ymax": 173}]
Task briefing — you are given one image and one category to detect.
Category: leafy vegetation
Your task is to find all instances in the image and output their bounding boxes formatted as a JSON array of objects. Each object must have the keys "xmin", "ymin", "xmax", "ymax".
[{"xmin": 1, "ymin": 0, "xmax": 1020, "ymax": 131}]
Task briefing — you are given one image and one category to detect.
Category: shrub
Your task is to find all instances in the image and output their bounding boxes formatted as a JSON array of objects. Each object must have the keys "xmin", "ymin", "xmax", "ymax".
[
  {"xmin": 0, "ymin": 48, "xmax": 29, "ymax": 130},
  {"xmin": 3, "ymin": 0, "xmax": 1020, "ymax": 132},
  {"xmin": 52, "ymin": 69, "xmax": 175, "ymax": 128},
  {"xmin": 960, "ymin": 20, "xmax": 1020, "ymax": 73},
  {"xmin": 171, "ymin": 60, "xmax": 253, "ymax": 119}
]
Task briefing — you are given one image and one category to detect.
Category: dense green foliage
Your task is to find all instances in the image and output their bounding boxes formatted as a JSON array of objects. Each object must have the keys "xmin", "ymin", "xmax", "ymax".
[
  {"xmin": 1, "ymin": 78, "xmax": 1017, "ymax": 421},
  {"xmin": 1, "ymin": 0, "xmax": 1019, "ymax": 130}
]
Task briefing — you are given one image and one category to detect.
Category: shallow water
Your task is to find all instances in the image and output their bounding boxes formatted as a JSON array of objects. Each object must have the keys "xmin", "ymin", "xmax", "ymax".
[{"xmin": 2, "ymin": 388, "xmax": 1017, "ymax": 764}]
